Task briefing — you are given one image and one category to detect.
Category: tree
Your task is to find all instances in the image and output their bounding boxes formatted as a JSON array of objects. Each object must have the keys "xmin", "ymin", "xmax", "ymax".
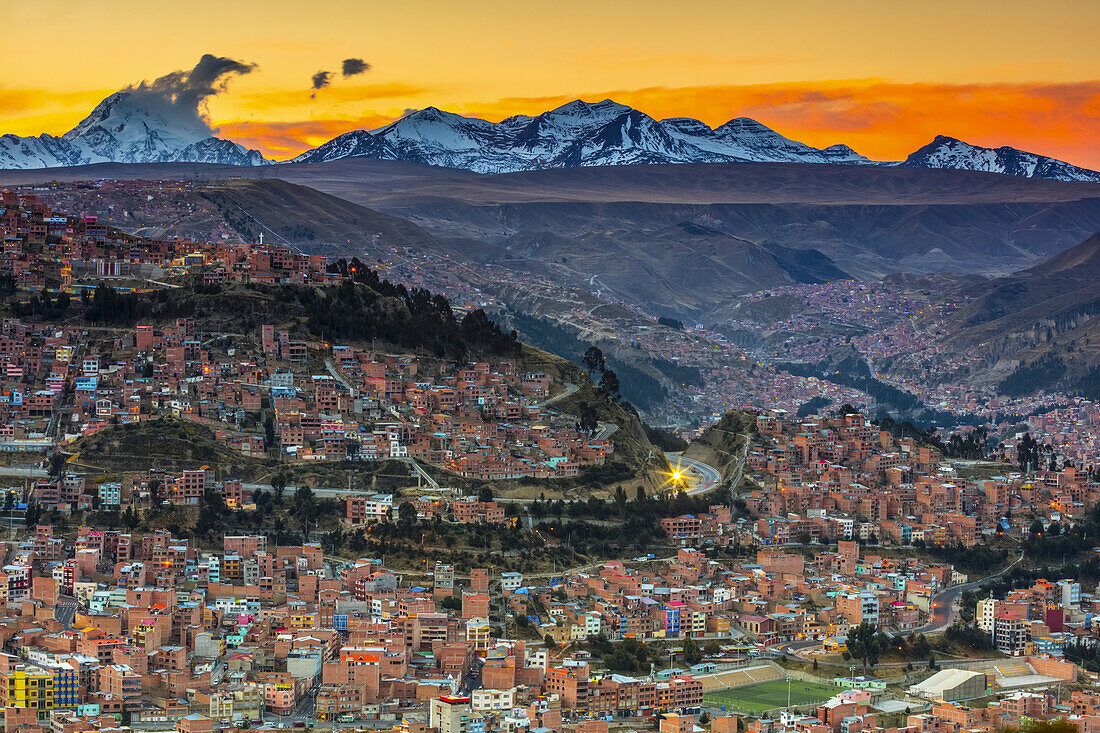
[
  {"xmin": 263, "ymin": 412, "xmax": 276, "ymax": 450},
  {"xmin": 583, "ymin": 346, "xmax": 605, "ymax": 374},
  {"xmin": 598, "ymin": 369, "xmax": 621, "ymax": 401},
  {"xmin": 271, "ymin": 471, "xmax": 288, "ymax": 500},
  {"xmin": 146, "ymin": 478, "xmax": 163, "ymax": 507},
  {"xmin": 477, "ymin": 485, "xmax": 494, "ymax": 503},
  {"xmin": 845, "ymin": 621, "xmax": 887, "ymax": 673},
  {"xmin": 699, "ymin": 713, "xmax": 711, "ymax": 726},
  {"xmin": 47, "ymin": 453, "xmax": 66, "ymax": 480},
  {"xmin": 397, "ymin": 501, "xmax": 417, "ymax": 527},
  {"xmin": 577, "ymin": 401, "xmax": 599, "ymax": 435},
  {"xmin": 614, "ymin": 485, "xmax": 628, "ymax": 510},
  {"xmin": 23, "ymin": 500, "xmax": 40, "ymax": 528},
  {"xmin": 544, "ymin": 634, "xmax": 557, "ymax": 649},
  {"xmin": 294, "ymin": 486, "xmax": 317, "ymax": 538},
  {"xmin": 682, "ymin": 636, "xmax": 702, "ymax": 665},
  {"xmin": 703, "ymin": 641, "xmax": 722, "ymax": 656}
]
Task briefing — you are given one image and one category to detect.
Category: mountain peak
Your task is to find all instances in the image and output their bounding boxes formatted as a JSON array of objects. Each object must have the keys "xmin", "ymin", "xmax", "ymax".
[
  {"xmin": 548, "ymin": 99, "xmax": 630, "ymax": 116},
  {"xmin": 905, "ymin": 135, "xmax": 1100, "ymax": 182},
  {"xmin": 1, "ymin": 88, "xmax": 266, "ymax": 169}
]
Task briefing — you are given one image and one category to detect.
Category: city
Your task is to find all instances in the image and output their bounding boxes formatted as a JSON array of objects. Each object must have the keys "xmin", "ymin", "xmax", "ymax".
[{"xmin": 1, "ymin": 5, "xmax": 1099, "ymax": 733}]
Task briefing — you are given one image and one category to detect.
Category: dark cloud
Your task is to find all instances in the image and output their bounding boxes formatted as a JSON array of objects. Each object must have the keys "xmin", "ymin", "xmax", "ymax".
[
  {"xmin": 311, "ymin": 71, "xmax": 333, "ymax": 91},
  {"xmin": 342, "ymin": 58, "xmax": 371, "ymax": 77},
  {"xmin": 122, "ymin": 54, "xmax": 257, "ymax": 135},
  {"xmin": 128, "ymin": 54, "xmax": 257, "ymax": 111}
]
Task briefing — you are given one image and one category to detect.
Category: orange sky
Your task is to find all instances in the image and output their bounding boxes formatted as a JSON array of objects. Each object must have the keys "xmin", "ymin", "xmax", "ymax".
[{"xmin": 3, "ymin": 0, "xmax": 1099, "ymax": 167}]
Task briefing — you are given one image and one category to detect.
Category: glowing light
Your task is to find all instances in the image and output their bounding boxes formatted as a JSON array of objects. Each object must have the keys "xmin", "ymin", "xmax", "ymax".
[{"xmin": 661, "ymin": 459, "xmax": 690, "ymax": 491}]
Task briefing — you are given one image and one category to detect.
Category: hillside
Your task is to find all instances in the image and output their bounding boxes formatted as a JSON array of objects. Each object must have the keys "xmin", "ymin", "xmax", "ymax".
[
  {"xmin": 25, "ymin": 275, "xmax": 666, "ymax": 494},
  {"xmin": 7, "ymin": 160, "xmax": 1099, "ymax": 326},
  {"xmin": 942, "ymin": 234, "xmax": 1100, "ymax": 395},
  {"xmin": 682, "ymin": 410, "xmax": 758, "ymax": 479},
  {"xmin": 268, "ymin": 159, "xmax": 1100, "ymax": 318},
  {"xmin": 197, "ymin": 179, "xmax": 443, "ymax": 256},
  {"xmin": 68, "ymin": 418, "xmax": 455, "ymax": 490}
]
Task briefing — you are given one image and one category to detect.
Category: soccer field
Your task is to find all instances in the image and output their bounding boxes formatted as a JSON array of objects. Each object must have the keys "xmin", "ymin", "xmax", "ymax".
[{"xmin": 702, "ymin": 679, "xmax": 837, "ymax": 715}]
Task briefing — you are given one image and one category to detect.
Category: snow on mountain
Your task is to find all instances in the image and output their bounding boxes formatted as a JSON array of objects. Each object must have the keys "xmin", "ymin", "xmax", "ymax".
[
  {"xmin": 289, "ymin": 99, "xmax": 873, "ymax": 172},
  {"xmin": 0, "ymin": 90, "xmax": 266, "ymax": 169},
  {"xmin": 903, "ymin": 135, "xmax": 1100, "ymax": 183}
]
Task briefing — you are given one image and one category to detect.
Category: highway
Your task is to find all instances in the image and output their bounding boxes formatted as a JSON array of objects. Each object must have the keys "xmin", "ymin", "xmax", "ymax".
[{"xmin": 674, "ymin": 454, "xmax": 723, "ymax": 495}]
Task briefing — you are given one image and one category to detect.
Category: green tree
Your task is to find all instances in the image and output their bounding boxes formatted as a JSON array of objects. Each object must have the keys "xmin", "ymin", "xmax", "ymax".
[
  {"xmin": 682, "ymin": 636, "xmax": 702, "ymax": 665},
  {"xmin": 845, "ymin": 621, "xmax": 887, "ymax": 673},
  {"xmin": 398, "ymin": 501, "xmax": 417, "ymax": 527},
  {"xmin": 294, "ymin": 486, "xmax": 317, "ymax": 538},
  {"xmin": 477, "ymin": 485, "xmax": 494, "ymax": 503},
  {"xmin": 23, "ymin": 500, "xmax": 40, "ymax": 528},
  {"xmin": 148, "ymin": 478, "xmax": 162, "ymax": 506},
  {"xmin": 47, "ymin": 453, "xmax": 66, "ymax": 480},
  {"xmin": 583, "ymin": 346, "xmax": 605, "ymax": 374},
  {"xmin": 271, "ymin": 471, "xmax": 288, "ymax": 500},
  {"xmin": 577, "ymin": 401, "xmax": 599, "ymax": 434}
]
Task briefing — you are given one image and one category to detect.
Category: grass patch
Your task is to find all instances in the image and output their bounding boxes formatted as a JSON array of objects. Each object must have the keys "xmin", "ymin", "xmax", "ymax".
[{"xmin": 703, "ymin": 679, "xmax": 837, "ymax": 715}]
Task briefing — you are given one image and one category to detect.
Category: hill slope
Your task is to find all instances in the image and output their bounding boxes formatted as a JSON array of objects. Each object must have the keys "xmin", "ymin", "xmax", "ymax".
[{"xmin": 942, "ymin": 234, "xmax": 1100, "ymax": 394}]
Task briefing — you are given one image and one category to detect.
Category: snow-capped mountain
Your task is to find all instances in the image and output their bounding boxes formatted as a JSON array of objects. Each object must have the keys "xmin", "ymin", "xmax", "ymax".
[
  {"xmin": 291, "ymin": 99, "xmax": 870, "ymax": 172},
  {"xmin": 0, "ymin": 91, "xmax": 265, "ymax": 169},
  {"xmin": 903, "ymin": 135, "xmax": 1100, "ymax": 183}
]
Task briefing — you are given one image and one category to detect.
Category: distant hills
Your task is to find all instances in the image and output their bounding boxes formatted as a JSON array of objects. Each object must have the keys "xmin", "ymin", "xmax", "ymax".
[
  {"xmin": 3, "ymin": 92, "xmax": 1098, "ymax": 184},
  {"xmin": 942, "ymin": 233, "xmax": 1100, "ymax": 395}
]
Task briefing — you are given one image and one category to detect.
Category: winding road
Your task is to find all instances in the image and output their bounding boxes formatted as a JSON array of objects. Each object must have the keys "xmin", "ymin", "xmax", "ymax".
[{"xmin": 780, "ymin": 551, "xmax": 1025, "ymax": 663}]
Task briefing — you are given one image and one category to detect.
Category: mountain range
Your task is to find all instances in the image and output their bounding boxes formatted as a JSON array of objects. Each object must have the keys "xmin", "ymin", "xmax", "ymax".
[
  {"xmin": 0, "ymin": 91, "xmax": 265, "ymax": 169},
  {"xmin": 2, "ymin": 93, "xmax": 1098, "ymax": 183},
  {"xmin": 290, "ymin": 99, "xmax": 869, "ymax": 172}
]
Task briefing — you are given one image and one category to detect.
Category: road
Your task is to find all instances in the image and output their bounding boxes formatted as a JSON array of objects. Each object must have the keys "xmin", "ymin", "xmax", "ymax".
[
  {"xmin": 535, "ymin": 382, "xmax": 578, "ymax": 408},
  {"xmin": 0, "ymin": 466, "xmax": 47, "ymax": 479},
  {"xmin": 916, "ymin": 551, "xmax": 1024, "ymax": 633},
  {"xmin": 324, "ymin": 358, "xmax": 358, "ymax": 396},
  {"xmin": 675, "ymin": 455, "xmax": 723, "ymax": 495},
  {"xmin": 781, "ymin": 551, "xmax": 1025, "ymax": 664}
]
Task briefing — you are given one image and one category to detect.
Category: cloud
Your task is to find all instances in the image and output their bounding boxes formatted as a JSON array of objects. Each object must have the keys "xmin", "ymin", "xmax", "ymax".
[
  {"xmin": 342, "ymin": 58, "xmax": 370, "ymax": 77},
  {"xmin": 215, "ymin": 113, "xmax": 398, "ymax": 158},
  {"xmin": 311, "ymin": 71, "xmax": 333, "ymax": 91},
  {"xmin": 122, "ymin": 54, "xmax": 256, "ymax": 134},
  {"xmin": 128, "ymin": 53, "xmax": 256, "ymax": 112}
]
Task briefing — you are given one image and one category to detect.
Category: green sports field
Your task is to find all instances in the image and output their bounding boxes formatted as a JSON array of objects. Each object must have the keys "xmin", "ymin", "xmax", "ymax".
[{"xmin": 703, "ymin": 679, "xmax": 838, "ymax": 715}]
